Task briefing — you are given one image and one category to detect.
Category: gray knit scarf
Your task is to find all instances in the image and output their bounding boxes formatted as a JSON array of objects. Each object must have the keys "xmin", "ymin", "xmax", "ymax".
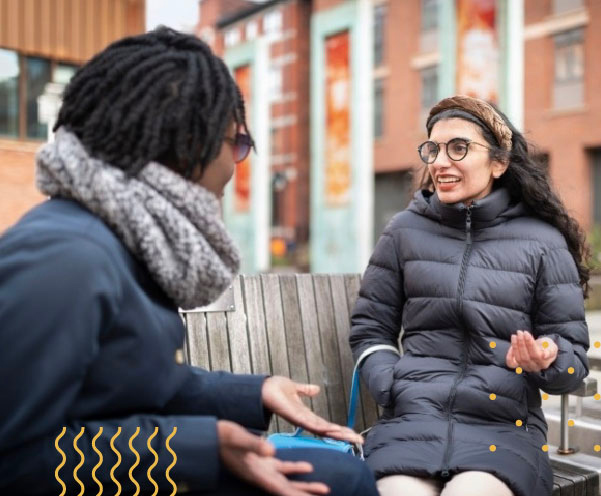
[{"xmin": 35, "ymin": 128, "xmax": 240, "ymax": 310}]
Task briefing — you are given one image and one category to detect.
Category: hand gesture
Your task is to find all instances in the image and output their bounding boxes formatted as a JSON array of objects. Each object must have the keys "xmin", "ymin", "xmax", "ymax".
[
  {"xmin": 262, "ymin": 376, "xmax": 363, "ymax": 444},
  {"xmin": 217, "ymin": 420, "xmax": 330, "ymax": 496},
  {"xmin": 505, "ymin": 330, "xmax": 558, "ymax": 373}
]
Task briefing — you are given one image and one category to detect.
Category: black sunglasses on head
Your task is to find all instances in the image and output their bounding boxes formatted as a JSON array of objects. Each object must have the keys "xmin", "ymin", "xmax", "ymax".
[{"xmin": 223, "ymin": 132, "xmax": 254, "ymax": 163}]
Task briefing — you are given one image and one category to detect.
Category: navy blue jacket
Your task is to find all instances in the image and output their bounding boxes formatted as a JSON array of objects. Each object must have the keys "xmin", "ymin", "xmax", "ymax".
[
  {"xmin": 350, "ymin": 188, "xmax": 589, "ymax": 496},
  {"xmin": 0, "ymin": 198, "xmax": 269, "ymax": 495}
]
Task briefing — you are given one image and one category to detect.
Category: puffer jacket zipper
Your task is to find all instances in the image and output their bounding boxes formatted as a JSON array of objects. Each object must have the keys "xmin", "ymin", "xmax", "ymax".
[{"xmin": 440, "ymin": 205, "xmax": 473, "ymax": 479}]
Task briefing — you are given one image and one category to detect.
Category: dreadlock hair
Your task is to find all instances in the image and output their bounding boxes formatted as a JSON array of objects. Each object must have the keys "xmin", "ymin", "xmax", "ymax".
[
  {"xmin": 54, "ymin": 26, "xmax": 251, "ymax": 179},
  {"xmin": 422, "ymin": 106, "xmax": 591, "ymax": 297}
]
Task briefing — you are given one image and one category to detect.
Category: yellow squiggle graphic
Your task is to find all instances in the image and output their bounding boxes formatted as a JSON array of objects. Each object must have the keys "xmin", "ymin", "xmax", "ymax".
[
  {"xmin": 128, "ymin": 426, "xmax": 141, "ymax": 496},
  {"xmin": 147, "ymin": 427, "xmax": 159, "ymax": 496},
  {"xmin": 73, "ymin": 427, "xmax": 86, "ymax": 496},
  {"xmin": 110, "ymin": 427, "xmax": 122, "ymax": 496},
  {"xmin": 54, "ymin": 427, "xmax": 67, "ymax": 496},
  {"xmin": 91, "ymin": 427, "xmax": 103, "ymax": 496},
  {"xmin": 165, "ymin": 427, "xmax": 178, "ymax": 496}
]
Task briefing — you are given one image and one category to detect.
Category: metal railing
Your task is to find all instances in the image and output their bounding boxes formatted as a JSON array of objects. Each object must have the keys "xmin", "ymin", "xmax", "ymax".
[{"xmin": 557, "ymin": 377, "xmax": 598, "ymax": 454}]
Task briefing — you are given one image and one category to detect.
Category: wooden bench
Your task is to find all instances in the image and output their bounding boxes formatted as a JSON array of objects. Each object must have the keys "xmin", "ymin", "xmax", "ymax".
[{"xmin": 180, "ymin": 274, "xmax": 600, "ymax": 496}]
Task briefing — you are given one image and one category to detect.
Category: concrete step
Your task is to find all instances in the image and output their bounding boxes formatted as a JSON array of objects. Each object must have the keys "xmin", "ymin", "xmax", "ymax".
[{"xmin": 546, "ymin": 407, "xmax": 601, "ymax": 457}]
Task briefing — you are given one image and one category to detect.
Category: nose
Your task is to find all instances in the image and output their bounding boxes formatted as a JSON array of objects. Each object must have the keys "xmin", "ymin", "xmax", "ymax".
[{"xmin": 431, "ymin": 144, "xmax": 452, "ymax": 170}]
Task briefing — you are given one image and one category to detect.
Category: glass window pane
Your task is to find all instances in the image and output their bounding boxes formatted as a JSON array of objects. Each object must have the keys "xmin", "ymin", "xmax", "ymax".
[
  {"xmin": 422, "ymin": 0, "xmax": 439, "ymax": 31},
  {"xmin": 53, "ymin": 63, "xmax": 78, "ymax": 85},
  {"xmin": 0, "ymin": 49, "xmax": 20, "ymax": 137},
  {"xmin": 26, "ymin": 57, "xmax": 51, "ymax": 139},
  {"xmin": 374, "ymin": 4, "xmax": 386, "ymax": 67},
  {"xmin": 421, "ymin": 66, "xmax": 438, "ymax": 109},
  {"xmin": 374, "ymin": 78, "xmax": 384, "ymax": 139}
]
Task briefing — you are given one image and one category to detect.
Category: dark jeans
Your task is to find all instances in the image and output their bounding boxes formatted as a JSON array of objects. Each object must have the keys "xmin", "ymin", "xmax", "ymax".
[{"xmin": 197, "ymin": 448, "xmax": 378, "ymax": 496}]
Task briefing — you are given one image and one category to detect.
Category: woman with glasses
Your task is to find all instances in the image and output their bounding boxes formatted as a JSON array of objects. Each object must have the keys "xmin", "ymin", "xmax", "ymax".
[
  {"xmin": 0, "ymin": 27, "xmax": 379, "ymax": 496},
  {"xmin": 350, "ymin": 95, "xmax": 590, "ymax": 496}
]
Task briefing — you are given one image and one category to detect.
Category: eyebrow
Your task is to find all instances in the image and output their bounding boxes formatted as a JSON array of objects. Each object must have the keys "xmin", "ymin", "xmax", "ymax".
[{"xmin": 431, "ymin": 136, "xmax": 472, "ymax": 143}]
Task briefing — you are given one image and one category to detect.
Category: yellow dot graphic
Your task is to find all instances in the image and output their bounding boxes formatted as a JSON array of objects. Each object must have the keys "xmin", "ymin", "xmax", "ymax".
[
  {"xmin": 516, "ymin": 420, "xmax": 523, "ymax": 427},
  {"xmin": 516, "ymin": 367, "xmax": 523, "ymax": 374},
  {"xmin": 542, "ymin": 445, "xmax": 549, "ymax": 452},
  {"xmin": 542, "ymin": 393, "xmax": 549, "ymax": 400},
  {"xmin": 568, "ymin": 420, "xmax": 575, "ymax": 427},
  {"xmin": 542, "ymin": 341, "xmax": 549, "ymax": 349},
  {"xmin": 595, "ymin": 445, "xmax": 601, "ymax": 452},
  {"xmin": 568, "ymin": 367, "xmax": 575, "ymax": 374},
  {"xmin": 490, "ymin": 341, "xmax": 497, "ymax": 349},
  {"xmin": 489, "ymin": 445, "xmax": 496, "ymax": 452},
  {"xmin": 595, "ymin": 394, "xmax": 601, "ymax": 401},
  {"xmin": 489, "ymin": 394, "xmax": 497, "ymax": 401},
  {"xmin": 595, "ymin": 341, "xmax": 600, "ymax": 349}
]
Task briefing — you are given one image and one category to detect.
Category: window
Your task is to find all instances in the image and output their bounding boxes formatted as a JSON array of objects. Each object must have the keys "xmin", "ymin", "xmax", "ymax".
[
  {"xmin": 26, "ymin": 57, "xmax": 52, "ymax": 139},
  {"xmin": 421, "ymin": 0, "xmax": 438, "ymax": 31},
  {"xmin": 53, "ymin": 63, "xmax": 78, "ymax": 85},
  {"xmin": 374, "ymin": 4, "xmax": 386, "ymax": 68},
  {"xmin": 374, "ymin": 171, "xmax": 412, "ymax": 245},
  {"xmin": 225, "ymin": 28, "xmax": 240, "ymax": 48},
  {"xmin": 553, "ymin": 0, "xmax": 583, "ymax": 15},
  {"xmin": 421, "ymin": 66, "xmax": 438, "ymax": 110},
  {"xmin": 592, "ymin": 149, "xmax": 601, "ymax": 225},
  {"xmin": 246, "ymin": 21, "xmax": 258, "ymax": 41},
  {"xmin": 264, "ymin": 9, "xmax": 282, "ymax": 40},
  {"xmin": 374, "ymin": 78, "xmax": 384, "ymax": 139},
  {"xmin": 553, "ymin": 29, "xmax": 584, "ymax": 109},
  {"xmin": 420, "ymin": 0, "xmax": 438, "ymax": 52},
  {"xmin": 0, "ymin": 49, "xmax": 19, "ymax": 137}
]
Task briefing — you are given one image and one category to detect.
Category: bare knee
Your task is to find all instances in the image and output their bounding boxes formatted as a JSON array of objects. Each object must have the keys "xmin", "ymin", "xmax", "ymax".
[
  {"xmin": 377, "ymin": 474, "xmax": 442, "ymax": 496},
  {"xmin": 441, "ymin": 471, "xmax": 514, "ymax": 496}
]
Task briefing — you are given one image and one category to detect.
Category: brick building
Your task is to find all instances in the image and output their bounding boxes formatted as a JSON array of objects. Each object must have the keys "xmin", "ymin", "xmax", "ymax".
[
  {"xmin": 197, "ymin": 0, "xmax": 312, "ymax": 270},
  {"xmin": 0, "ymin": 0, "xmax": 145, "ymax": 232}
]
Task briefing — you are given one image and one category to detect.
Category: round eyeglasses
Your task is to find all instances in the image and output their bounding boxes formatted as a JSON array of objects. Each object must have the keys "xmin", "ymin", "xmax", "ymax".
[
  {"xmin": 223, "ymin": 132, "xmax": 254, "ymax": 163},
  {"xmin": 417, "ymin": 137, "xmax": 490, "ymax": 164}
]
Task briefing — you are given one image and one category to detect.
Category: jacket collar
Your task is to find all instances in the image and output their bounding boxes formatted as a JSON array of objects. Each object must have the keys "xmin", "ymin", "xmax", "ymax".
[{"xmin": 410, "ymin": 187, "xmax": 527, "ymax": 229}]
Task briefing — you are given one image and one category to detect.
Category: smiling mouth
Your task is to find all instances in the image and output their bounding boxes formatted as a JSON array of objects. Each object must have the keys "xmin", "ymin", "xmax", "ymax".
[{"xmin": 437, "ymin": 177, "xmax": 461, "ymax": 184}]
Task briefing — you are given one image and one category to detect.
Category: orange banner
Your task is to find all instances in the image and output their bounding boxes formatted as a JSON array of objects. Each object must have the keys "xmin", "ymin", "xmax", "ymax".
[
  {"xmin": 324, "ymin": 31, "xmax": 351, "ymax": 207},
  {"xmin": 234, "ymin": 65, "xmax": 251, "ymax": 212},
  {"xmin": 456, "ymin": 0, "xmax": 499, "ymax": 103}
]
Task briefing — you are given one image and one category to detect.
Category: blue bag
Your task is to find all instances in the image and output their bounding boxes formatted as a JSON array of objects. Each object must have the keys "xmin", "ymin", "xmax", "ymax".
[{"xmin": 267, "ymin": 344, "xmax": 400, "ymax": 459}]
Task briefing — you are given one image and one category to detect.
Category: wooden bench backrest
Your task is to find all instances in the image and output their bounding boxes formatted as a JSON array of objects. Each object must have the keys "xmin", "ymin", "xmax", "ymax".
[{"xmin": 181, "ymin": 273, "xmax": 379, "ymax": 433}]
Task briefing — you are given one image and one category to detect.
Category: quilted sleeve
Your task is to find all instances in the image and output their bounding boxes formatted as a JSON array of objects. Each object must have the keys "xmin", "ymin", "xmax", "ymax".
[{"xmin": 528, "ymin": 247, "xmax": 589, "ymax": 394}]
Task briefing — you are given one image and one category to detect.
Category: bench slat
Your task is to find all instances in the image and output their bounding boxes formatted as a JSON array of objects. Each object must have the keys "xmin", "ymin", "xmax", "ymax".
[
  {"xmin": 296, "ymin": 274, "xmax": 330, "ymax": 421},
  {"xmin": 226, "ymin": 277, "xmax": 253, "ymax": 374},
  {"xmin": 184, "ymin": 312, "xmax": 210, "ymax": 369},
  {"xmin": 206, "ymin": 312, "xmax": 232, "ymax": 372},
  {"xmin": 314, "ymin": 274, "xmax": 347, "ymax": 426},
  {"xmin": 344, "ymin": 274, "xmax": 380, "ymax": 429},
  {"xmin": 242, "ymin": 275, "xmax": 272, "ymax": 376},
  {"xmin": 261, "ymin": 274, "xmax": 293, "ymax": 432},
  {"xmin": 279, "ymin": 275, "xmax": 313, "ymax": 415},
  {"xmin": 330, "ymin": 274, "xmax": 367, "ymax": 431}
]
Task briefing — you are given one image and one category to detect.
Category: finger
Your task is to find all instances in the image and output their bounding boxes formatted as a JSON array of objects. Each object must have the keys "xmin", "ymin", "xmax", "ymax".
[
  {"xmin": 511, "ymin": 334, "xmax": 524, "ymax": 365},
  {"xmin": 232, "ymin": 430, "xmax": 275, "ymax": 457},
  {"xmin": 275, "ymin": 460, "xmax": 314, "ymax": 475},
  {"xmin": 296, "ymin": 383, "xmax": 321, "ymax": 397},
  {"xmin": 506, "ymin": 346, "xmax": 518, "ymax": 369},
  {"xmin": 525, "ymin": 332, "xmax": 544, "ymax": 365},
  {"xmin": 322, "ymin": 427, "xmax": 364, "ymax": 444},
  {"xmin": 517, "ymin": 332, "xmax": 538, "ymax": 371},
  {"xmin": 290, "ymin": 481, "xmax": 331, "ymax": 494}
]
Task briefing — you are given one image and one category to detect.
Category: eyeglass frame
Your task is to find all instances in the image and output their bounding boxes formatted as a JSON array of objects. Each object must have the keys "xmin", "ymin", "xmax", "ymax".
[
  {"xmin": 417, "ymin": 137, "xmax": 492, "ymax": 165},
  {"xmin": 223, "ymin": 132, "xmax": 255, "ymax": 163}
]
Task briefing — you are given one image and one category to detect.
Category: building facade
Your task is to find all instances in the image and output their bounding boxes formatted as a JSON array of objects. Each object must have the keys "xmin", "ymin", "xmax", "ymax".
[{"xmin": 0, "ymin": 0, "xmax": 145, "ymax": 231}]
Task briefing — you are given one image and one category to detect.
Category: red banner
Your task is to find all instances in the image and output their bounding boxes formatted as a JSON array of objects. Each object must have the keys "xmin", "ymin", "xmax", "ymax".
[{"xmin": 234, "ymin": 65, "xmax": 251, "ymax": 212}]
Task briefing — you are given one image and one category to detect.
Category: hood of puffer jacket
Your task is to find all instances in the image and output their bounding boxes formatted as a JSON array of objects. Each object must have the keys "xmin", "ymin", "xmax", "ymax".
[{"xmin": 407, "ymin": 187, "xmax": 529, "ymax": 230}]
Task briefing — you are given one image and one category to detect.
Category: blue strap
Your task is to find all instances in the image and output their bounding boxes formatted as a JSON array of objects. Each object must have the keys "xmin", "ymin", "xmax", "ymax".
[{"xmin": 346, "ymin": 364, "xmax": 361, "ymax": 428}]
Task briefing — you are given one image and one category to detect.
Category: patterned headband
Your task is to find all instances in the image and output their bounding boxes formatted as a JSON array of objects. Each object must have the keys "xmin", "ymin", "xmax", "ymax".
[{"xmin": 427, "ymin": 95, "xmax": 513, "ymax": 151}]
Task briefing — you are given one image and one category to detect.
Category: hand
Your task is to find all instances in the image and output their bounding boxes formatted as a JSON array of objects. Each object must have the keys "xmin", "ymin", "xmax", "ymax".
[
  {"xmin": 505, "ymin": 330, "xmax": 558, "ymax": 373},
  {"xmin": 262, "ymin": 376, "xmax": 363, "ymax": 444},
  {"xmin": 217, "ymin": 420, "xmax": 330, "ymax": 496}
]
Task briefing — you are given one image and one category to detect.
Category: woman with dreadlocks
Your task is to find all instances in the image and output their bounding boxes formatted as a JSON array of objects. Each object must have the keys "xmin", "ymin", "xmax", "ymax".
[
  {"xmin": 350, "ymin": 95, "xmax": 590, "ymax": 496},
  {"xmin": 0, "ymin": 27, "xmax": 378, "ymax": 496}
]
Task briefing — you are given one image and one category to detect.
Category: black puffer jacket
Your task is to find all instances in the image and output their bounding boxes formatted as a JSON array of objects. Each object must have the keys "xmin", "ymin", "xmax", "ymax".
[{"xmin": 350, "ymin": 188, "xmax": 589, "ymax": 496}]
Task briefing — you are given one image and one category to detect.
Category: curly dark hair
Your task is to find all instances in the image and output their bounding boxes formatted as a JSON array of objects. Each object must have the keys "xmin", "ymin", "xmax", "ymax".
[
  {"xmin": 423, "ymin": 106, "xmax": 591, "ymax": 297},
  {"xmin": 54, "ymin": 26, "xmax": 251, "ymax": 179}
]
